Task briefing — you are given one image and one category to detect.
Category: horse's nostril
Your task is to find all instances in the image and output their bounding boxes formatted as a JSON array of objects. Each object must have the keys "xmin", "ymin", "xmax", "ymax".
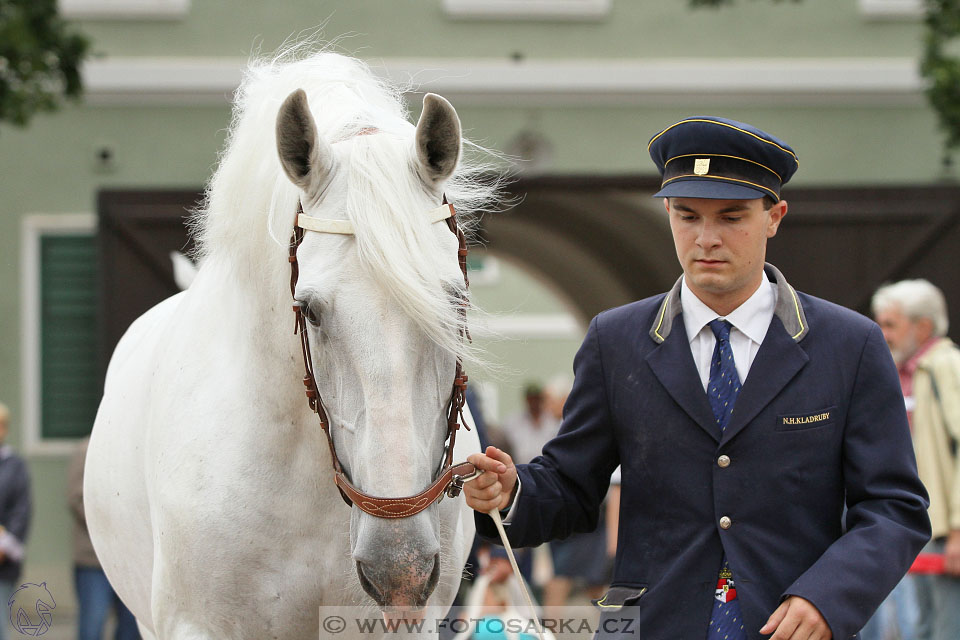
[
  {"xmin": 419, "ymin": 553, "xmax": 441, "ymax": 603},
  {"xmin": 356, "ymin": 561, "xmax": 387, "ymax": 607}
]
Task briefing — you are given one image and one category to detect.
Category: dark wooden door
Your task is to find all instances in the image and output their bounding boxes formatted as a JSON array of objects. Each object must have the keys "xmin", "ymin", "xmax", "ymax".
[
  {"xmin": 98, "ymin": 189, "xmax": 202, "ymax": 377},
  {"xmin": 768, "ymin": 185, "xmax": 960, "ymax": 324}
]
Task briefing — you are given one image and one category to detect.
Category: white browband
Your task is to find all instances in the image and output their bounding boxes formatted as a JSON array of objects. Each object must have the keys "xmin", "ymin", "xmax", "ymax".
[{"xmin": 297, "ymin": 204, "xmax": 455, "ymax": 235}]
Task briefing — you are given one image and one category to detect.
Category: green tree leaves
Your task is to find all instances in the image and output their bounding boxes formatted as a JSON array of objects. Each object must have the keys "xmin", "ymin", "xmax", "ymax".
[
  {"xmin": 922, "ymin": 0, "xmax": 960, "ymax": 150},
  {"xmin": 0, "ymin": 0, "xmax": 89, "ymax": 128}
]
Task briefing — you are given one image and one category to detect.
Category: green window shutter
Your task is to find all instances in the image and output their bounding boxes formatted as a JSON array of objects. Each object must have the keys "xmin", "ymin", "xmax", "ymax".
[{"xmin": 40, "ymin": 234, "xmax": 99, "ymax": 439}]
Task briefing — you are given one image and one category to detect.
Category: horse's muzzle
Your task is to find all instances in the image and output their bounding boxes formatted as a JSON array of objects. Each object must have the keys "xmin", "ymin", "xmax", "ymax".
[{"xmin": 356, "ymin": 552, "xmax": 441, "ymax": 609}]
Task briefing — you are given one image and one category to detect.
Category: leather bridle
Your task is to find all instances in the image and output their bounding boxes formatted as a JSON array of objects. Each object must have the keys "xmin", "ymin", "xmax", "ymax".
[{"xmin": 287, "ymin": 197, "xmax": 478, "ymax": 519}]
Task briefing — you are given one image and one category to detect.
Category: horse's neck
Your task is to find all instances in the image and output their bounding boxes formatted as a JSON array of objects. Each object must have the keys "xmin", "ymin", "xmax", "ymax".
[
  {"xmin": 195, "ymin": 253, "xmax": 302, "ymax": 385},
  {"xmin": 184, "ymin": 254, "xmax": 344, "ymax": 507}
]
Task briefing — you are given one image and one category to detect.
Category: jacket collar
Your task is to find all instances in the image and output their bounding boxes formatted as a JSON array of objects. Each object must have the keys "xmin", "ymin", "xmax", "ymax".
[{"xmin": 649, "ymin": 263, "xmax": 808, "ymax": 344}]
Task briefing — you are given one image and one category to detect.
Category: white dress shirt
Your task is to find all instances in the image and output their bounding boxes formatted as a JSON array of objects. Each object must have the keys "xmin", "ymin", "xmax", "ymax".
[{"xmin": 681, "ymin": 276, "xmax": 778, "ymax": 389}]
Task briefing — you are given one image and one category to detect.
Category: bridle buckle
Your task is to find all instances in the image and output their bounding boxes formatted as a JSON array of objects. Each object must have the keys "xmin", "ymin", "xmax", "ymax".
[{"xmin": 445, "ymin": 467, "xmax": 482, "ymax": 499}]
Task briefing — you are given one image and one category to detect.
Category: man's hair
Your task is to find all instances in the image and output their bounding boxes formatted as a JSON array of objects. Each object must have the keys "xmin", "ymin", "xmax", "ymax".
[{"xmin": 872, "ymin": 279, "xmax": 950, "ymax": 338}]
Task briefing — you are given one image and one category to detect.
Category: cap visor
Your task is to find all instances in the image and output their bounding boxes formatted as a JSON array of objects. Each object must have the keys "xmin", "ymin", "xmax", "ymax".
[{"xmin": 653, "ymin": 179, "xmax": 772, "ymax": 201}]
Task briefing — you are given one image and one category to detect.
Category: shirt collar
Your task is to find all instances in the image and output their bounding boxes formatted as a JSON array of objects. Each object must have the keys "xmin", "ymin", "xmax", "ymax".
[
  {"xmin": 901, "ymin": 337, "xmax": 940, "ymax": 377},
  {"xmin": 681, "ymin": 275, "xmax": 776, "ymax": 345}
]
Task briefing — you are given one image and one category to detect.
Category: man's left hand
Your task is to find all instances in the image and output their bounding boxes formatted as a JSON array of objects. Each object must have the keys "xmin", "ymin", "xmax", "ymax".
[
  {"xmin": 944, "ymin": 529, "xmax": 960, "ymax": 575},
  {"xmin": 759, "ymin": 596, "xmax": 831, "ymax": 639}
]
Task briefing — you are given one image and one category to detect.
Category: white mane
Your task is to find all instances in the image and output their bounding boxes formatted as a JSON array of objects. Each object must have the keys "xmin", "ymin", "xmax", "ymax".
[{"xmin": 191, "ymin": 45, "xmax": 505, "ymax": 361}]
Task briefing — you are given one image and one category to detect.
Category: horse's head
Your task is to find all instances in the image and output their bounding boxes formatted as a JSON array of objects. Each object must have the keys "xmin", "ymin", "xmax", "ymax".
[{"xmin": 276, "ymin": 87, "xmax": 468, "ymax": 611}]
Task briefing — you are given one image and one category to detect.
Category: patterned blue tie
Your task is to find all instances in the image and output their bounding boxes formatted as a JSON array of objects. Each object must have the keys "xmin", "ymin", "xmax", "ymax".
[{"xmin": 706, "ymin": 319, "xmax": 746, "ymax": 640}]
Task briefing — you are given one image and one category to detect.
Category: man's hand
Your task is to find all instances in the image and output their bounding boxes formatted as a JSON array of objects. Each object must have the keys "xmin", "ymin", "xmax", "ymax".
[
  {"xmin": 464, "ymin": 446, "xmax": 517, "ymax": 513},
  {"xmin": 944, "ymin": 530, "xmax": 960, "ymax": 576},
  {"xmin": 759, "ymin": 596, "xmax": 831, "ymax": 639}
]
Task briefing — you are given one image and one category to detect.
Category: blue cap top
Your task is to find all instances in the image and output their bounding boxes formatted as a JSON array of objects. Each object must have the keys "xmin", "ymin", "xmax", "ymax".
[{"xmin": 648, "ymin": 116, "xmax": 799, "ymax": 201}]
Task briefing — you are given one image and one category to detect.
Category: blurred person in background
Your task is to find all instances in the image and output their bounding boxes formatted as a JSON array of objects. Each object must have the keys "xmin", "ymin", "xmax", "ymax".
[
  {"xmin": 0, "ymin": 402, "xmax": 31, "ymax": 640},
  {"xmin": 541, "ymin": 375, "xmax": 612, "ymax": 609},
  {"xmin": 68, "ymin": 437, "xmax": 140, "ymax": 640},
  {"xmin": 502, "ymin": 382, "xmax": 560, "ymax": 465},
  {"xmin": 873, "ymin": 279, "xmax": 960, "ymax": 640},
  {"xmin": 496, "ymin": 382, "xmax": 562, "ymax": 588}
]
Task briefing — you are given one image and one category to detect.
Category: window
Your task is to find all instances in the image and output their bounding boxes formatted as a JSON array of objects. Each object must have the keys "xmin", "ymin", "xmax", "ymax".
[{"xmin": 21, "ymin": 214, "xmax": 98, "ymax": 455}]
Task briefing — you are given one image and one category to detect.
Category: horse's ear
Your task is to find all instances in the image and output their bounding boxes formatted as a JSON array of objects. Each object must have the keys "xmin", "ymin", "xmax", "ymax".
[
  {"xmin": 276, "ymin": 89, "xmax": 334, "ymax": 195},
  {"xmin": 414, "ymin": 93, "xmax": 461, "ymax": 186}
]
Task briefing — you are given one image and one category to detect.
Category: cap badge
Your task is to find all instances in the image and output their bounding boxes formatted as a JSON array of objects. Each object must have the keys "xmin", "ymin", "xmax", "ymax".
[{"xmin": 694, "ymin": 158, "xmax": 711, "ymax": 175}]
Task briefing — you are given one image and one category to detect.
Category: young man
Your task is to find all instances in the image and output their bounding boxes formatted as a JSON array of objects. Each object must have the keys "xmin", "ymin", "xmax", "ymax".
[{"xmin": 465, "ymin": 117, "xmax": 930, "ymax": 640}]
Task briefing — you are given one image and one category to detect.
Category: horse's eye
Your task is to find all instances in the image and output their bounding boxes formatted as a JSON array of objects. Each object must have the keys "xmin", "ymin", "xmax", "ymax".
[
  {"xmin": 305, "ymin": 307, "xmax": 321, "ymax": 327},
  {"xmin": 298, "ymin": 301, "xmax": 321, "ymax": 327}
]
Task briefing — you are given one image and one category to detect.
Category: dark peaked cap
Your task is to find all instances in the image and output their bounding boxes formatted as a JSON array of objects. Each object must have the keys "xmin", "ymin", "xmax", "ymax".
[{"xmin": 648, "ymin": 116, "xmax": 799, "ymax": 202}]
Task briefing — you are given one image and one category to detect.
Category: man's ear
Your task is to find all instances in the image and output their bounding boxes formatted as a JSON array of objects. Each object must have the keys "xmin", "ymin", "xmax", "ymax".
[
  {"xmin": 662, "ymin": 197, "xmax": 671, "ymax": 214},
  {"xmin": 767, "ymin": 199, "xmax": 788, "ymax": 238}
]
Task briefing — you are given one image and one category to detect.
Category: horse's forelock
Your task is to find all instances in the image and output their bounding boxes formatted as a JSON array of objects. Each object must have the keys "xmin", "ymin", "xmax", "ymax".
[{"xmin": 340, "ymin": 135, "xmax": 477, "ymax": 364}]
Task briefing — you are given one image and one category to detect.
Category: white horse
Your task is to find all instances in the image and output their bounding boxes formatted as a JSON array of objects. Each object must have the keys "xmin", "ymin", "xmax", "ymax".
[{"xmin": 85, "ymin": 49, "xmax": 499, "ymax": 639}]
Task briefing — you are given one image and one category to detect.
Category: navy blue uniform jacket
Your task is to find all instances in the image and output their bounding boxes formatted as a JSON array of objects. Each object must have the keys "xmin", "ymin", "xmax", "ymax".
[{"xmin": 477, "ymin": 265, "xmax": 930, "ymax": 640}]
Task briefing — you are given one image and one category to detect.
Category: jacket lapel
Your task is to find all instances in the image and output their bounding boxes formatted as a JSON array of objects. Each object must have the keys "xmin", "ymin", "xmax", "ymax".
[
  {"xmin": 646, "ymin": 314, "xmax": 721, "ymax": 442},
  {"xmin": 721, "ymin": 314, "xmax": 809, "ymax": 444},
  {"xmin": 719, "ymin": 264, "xmax": 810, "ymax": 443}
]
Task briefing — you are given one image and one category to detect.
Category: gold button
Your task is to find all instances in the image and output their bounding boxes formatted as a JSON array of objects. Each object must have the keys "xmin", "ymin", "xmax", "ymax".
[
  {"xmin": 719, "ymin": 516, "xmax": 732, "ymax": 530},
  {"xmin": 718, "ymin": 455, "xmax": 731, "ymax": 468}
]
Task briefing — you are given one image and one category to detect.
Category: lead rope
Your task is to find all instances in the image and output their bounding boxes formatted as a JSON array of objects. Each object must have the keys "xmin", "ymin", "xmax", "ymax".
[
  {"xmin": 458, "ymin": 476, "xmax": 547, "ymax": 640},
  {"xmin": 490, "ymin": 509, "xmax": 547, "ymax": 640}
]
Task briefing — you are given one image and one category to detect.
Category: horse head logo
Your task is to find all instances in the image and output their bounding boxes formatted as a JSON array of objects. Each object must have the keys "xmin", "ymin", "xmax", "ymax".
[{"xmin": 7, "ymin": 582, "xmax": 56, "ymax": 636}]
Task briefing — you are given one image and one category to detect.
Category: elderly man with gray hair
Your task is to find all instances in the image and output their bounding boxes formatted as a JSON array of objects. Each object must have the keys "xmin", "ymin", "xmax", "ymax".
[{"xmin": 872, "ymin": 279, "xmax": 960, "ymax": 640}]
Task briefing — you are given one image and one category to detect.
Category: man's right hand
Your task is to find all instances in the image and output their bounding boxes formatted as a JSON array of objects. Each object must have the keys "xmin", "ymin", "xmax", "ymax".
[{"xmin": 464, "ymin": 446, "xmax": 518, "ymax": 513}]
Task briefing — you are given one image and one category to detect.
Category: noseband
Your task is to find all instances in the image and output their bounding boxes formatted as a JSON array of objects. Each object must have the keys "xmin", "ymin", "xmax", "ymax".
[{"xmin": 287, "ymin": 197, "xmax": 478, "ymax": 519}]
